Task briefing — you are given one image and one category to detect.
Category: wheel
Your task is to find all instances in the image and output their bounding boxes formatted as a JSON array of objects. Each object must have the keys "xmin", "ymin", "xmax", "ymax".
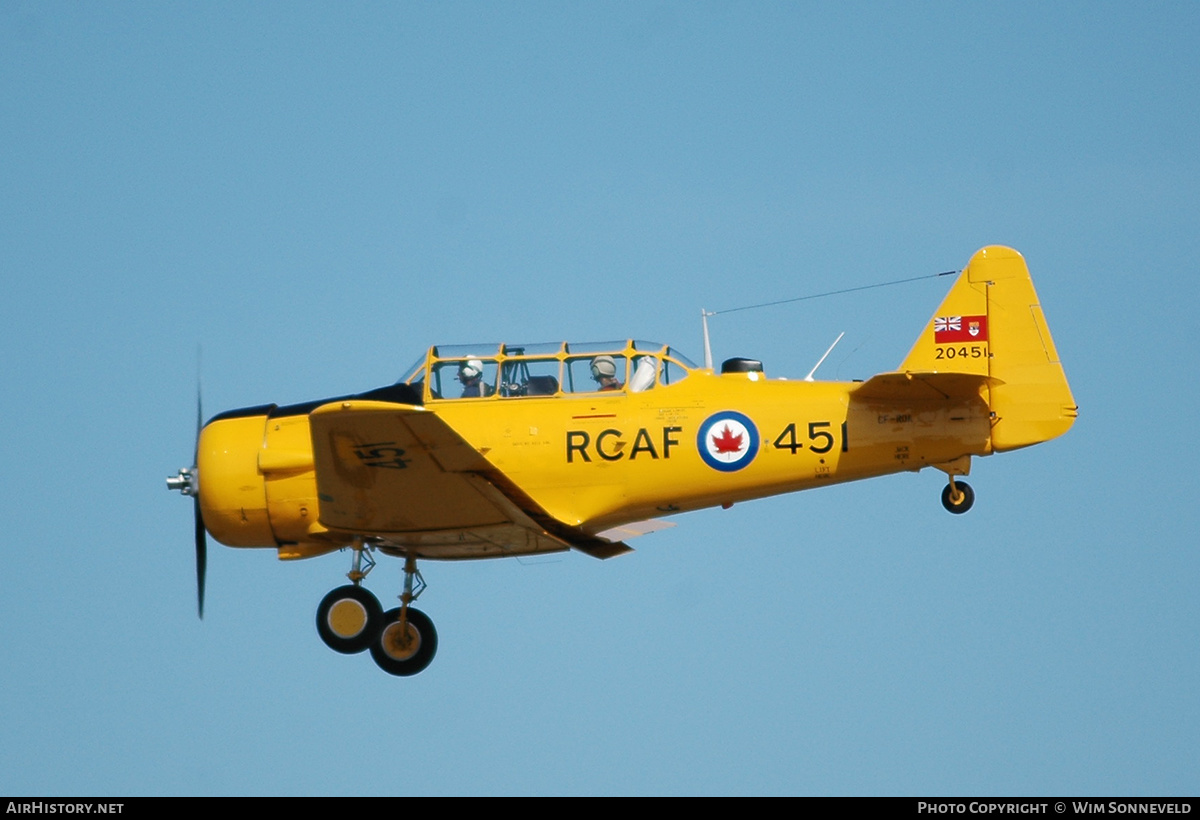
[
  {"xmin": 369, "ymin": 607, "xmax": 438, "ymax": 676},
  {"xmin": 941, "ymin": 481, "xmax": 975, "ymax": 514},
  {"xmin": 316, "ymin": 585, "xmax": 383, "ymax": 654}
]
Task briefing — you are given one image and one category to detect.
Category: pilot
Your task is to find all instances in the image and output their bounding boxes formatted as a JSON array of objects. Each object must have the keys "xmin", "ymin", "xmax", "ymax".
[
  {"xmin": 457, "ymin": 359, "xmax": 492, "ymax": 398},
  {"xmin": 590, "ymin": 355, "xmax": 623, "ymax": 391}
]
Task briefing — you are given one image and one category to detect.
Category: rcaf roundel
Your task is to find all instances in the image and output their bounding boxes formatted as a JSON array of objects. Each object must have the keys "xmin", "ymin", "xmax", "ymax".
[{"xmin": 697, "ymin": 411, "xmax": 760, "ymax": 472}]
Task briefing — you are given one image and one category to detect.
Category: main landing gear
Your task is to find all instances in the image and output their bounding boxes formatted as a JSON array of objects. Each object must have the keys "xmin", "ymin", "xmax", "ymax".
[
  {"xmin": 941, "ymin": 477, "xmax": 975, "ymax": 514},
  {"xmin": 315, "ymin": 542, "xmax": 438, "ymax": 676},
  {"xmin": 369, "ymin": 554, "xmax": 437, "ymax": 677},
  {"xmin": 316, "ymin": 584, "xmax": 383, "ymax": 654}
]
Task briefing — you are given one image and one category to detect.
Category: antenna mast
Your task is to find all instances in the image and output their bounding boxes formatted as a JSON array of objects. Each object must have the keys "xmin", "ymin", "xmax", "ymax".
[{"xmin": 701, "ymin": 308, "xmax": 714, "ymax": 370}]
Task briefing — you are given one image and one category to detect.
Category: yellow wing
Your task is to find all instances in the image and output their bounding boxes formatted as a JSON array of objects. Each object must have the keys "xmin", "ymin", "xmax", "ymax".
[{"xmin": 308, "ymin": 400, "xmax": 632, "ymax": 559}]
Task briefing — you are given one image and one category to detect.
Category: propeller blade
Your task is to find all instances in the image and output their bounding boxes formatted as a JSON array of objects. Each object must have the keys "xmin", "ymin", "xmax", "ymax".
[
  {"xmin": 169, "ymin": 364, "xmax": 208, "ymax": 619},
  {"xmin": 194, "ymin": 382, "xmax": 203, "ymax": 461},
  {"xmin": 194, "ymin": 496, "xmax": 207, "ymax": 619},
  {"xmin": 193, "ymin": 375, "xmax": 205, "ymax": 618}
]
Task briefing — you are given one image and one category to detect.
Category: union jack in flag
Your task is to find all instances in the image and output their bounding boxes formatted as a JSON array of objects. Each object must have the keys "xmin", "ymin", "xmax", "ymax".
[{"xmin": 934, "ymin": 314, "xmax": 988, "ymax": 343}]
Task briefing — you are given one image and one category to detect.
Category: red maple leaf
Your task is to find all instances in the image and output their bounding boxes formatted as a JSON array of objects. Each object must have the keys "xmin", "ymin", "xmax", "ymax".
[{"xmin": 711, "ymin": 424, "xmax": 744, "ymax": 454}]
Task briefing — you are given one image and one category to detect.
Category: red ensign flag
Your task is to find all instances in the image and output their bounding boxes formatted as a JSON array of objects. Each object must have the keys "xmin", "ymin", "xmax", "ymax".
[{"xmin": 934, "ymin": 314, "xmax": 988, "ymax": 343}]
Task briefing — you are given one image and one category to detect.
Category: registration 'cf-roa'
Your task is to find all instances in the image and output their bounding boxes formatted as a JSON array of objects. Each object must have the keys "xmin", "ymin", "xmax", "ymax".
[{"xmin": 167, "ymin": 246, "xmax": 1076, "ymax": 676}]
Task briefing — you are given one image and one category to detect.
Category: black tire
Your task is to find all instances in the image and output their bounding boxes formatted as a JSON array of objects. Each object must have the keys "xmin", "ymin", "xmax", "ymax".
[
  {"xmin": 941, "ymin": 481, "xmax": 975, "ymax": 514},
  {"xmin": 316, "ymin": 585, "xmax": 383, "ymax": 654},
  {"xmin": 369, "ymin": 607, "xmax": 438, "ymax": 677}
]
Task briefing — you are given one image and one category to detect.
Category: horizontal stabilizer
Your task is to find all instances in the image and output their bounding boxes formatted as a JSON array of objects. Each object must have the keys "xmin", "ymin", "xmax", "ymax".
[{"xmin": 853, "ymin": 371, "xmax": 1000, "ymax": 402}]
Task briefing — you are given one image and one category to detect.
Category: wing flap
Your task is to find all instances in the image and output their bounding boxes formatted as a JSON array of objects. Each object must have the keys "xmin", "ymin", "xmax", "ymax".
[{"xmin": 595, "ymin": 518, "xmax": 675, "ymax": 541}]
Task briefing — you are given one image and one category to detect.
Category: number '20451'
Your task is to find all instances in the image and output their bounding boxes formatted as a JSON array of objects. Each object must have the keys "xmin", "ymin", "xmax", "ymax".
[{"xmin": 935, "ymin": 345, "xmax": 987, "ymax": 360}]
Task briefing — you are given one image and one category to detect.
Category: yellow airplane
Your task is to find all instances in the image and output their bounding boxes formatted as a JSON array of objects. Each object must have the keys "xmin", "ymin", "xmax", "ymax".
[{"xmin": 167, "ymin": 245, "xmax": 1076, "ymax": 676}]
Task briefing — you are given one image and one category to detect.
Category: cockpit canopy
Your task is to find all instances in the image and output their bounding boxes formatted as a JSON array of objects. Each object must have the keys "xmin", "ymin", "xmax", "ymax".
[{"xmin": 399, "ymin": 340, "xmax": 697, "ymax": 402}]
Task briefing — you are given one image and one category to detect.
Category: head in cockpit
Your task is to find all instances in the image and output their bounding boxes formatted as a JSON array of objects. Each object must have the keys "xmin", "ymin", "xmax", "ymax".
[
  {"xmin": 457, "ymin": 359, "xmax": 490, "ymax": 397},
  {"xmin": 590, "ymin": 356, "xmax": 622, "ymax": 391}
]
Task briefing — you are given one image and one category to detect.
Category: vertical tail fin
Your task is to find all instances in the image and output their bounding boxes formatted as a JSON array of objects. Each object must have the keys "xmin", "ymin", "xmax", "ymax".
[{"xmin": 900, "ymin": 246, "xmax": 1077, "ymax": 451}]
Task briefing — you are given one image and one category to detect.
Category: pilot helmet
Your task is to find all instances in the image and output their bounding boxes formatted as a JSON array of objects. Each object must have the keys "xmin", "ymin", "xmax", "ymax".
[
  {"xmin": 591, "ymin": 355, "xmax": 617, "ymax": 380},
  {"xmin": 458, "ymin": 359, "xmax": 484, "ymax": 381}
]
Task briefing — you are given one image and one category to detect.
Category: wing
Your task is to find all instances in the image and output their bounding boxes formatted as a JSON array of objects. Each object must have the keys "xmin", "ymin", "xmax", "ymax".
[{"xmin": 308, "ymin": 400, "xmax": 632, "ymax": 559}]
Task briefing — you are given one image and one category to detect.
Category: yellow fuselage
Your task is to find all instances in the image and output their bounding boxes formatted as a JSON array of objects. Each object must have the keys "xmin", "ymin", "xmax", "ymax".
[{"xmin": 197, "ymin": 369, "xmax": 990, "ymax": 557}]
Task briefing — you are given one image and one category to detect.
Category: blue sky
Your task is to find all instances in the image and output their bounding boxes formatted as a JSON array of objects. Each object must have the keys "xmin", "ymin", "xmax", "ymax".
[{"xmin": 2, "ymin": 2, "xmax": 1198, "ymax": 796}]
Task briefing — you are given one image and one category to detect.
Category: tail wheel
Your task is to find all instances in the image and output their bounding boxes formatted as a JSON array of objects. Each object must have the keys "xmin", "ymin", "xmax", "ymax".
[
  {"xmin": 316, "ymin": 585, "xmax": 383, "ymax": 654},
  {"xmin": 941, "ymin": 481, "xmax": 975, "ymax": 514},
  {"xmin": 370, "ymin": 607, "xmax": 438, "ymax": 677}
]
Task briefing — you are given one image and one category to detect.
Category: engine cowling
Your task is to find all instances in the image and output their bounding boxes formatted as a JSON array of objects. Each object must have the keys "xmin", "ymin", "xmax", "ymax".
[{"xmin": 197, "ymin": 406, "xmax": 275, "ymax": 547}]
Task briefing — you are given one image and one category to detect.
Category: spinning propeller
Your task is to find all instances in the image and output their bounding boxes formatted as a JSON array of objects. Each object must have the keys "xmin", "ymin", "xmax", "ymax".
[{"xmin": 166, "ymin": 390, "xmax": 206, "ymax": 619}]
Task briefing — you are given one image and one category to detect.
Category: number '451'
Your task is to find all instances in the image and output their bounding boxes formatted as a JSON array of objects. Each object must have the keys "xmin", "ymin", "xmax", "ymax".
[{"xmin": 772, "ymin": 421, "xmax": 849, "ymax": 454}]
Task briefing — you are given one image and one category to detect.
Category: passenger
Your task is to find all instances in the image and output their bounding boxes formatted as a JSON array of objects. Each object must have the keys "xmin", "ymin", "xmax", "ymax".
[
  {"xmin": 590, "ymin": 355, "xmax": 623, "ymax": 391},
  {"xmin": 457, "ymin": 359, "xmax": 492, "ymax": 398}
]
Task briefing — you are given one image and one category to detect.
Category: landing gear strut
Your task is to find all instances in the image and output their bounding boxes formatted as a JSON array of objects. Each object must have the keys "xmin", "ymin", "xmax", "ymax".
[{"xmin": 369, "ymin": 554, "xmax": 438, "ymax": 677}]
